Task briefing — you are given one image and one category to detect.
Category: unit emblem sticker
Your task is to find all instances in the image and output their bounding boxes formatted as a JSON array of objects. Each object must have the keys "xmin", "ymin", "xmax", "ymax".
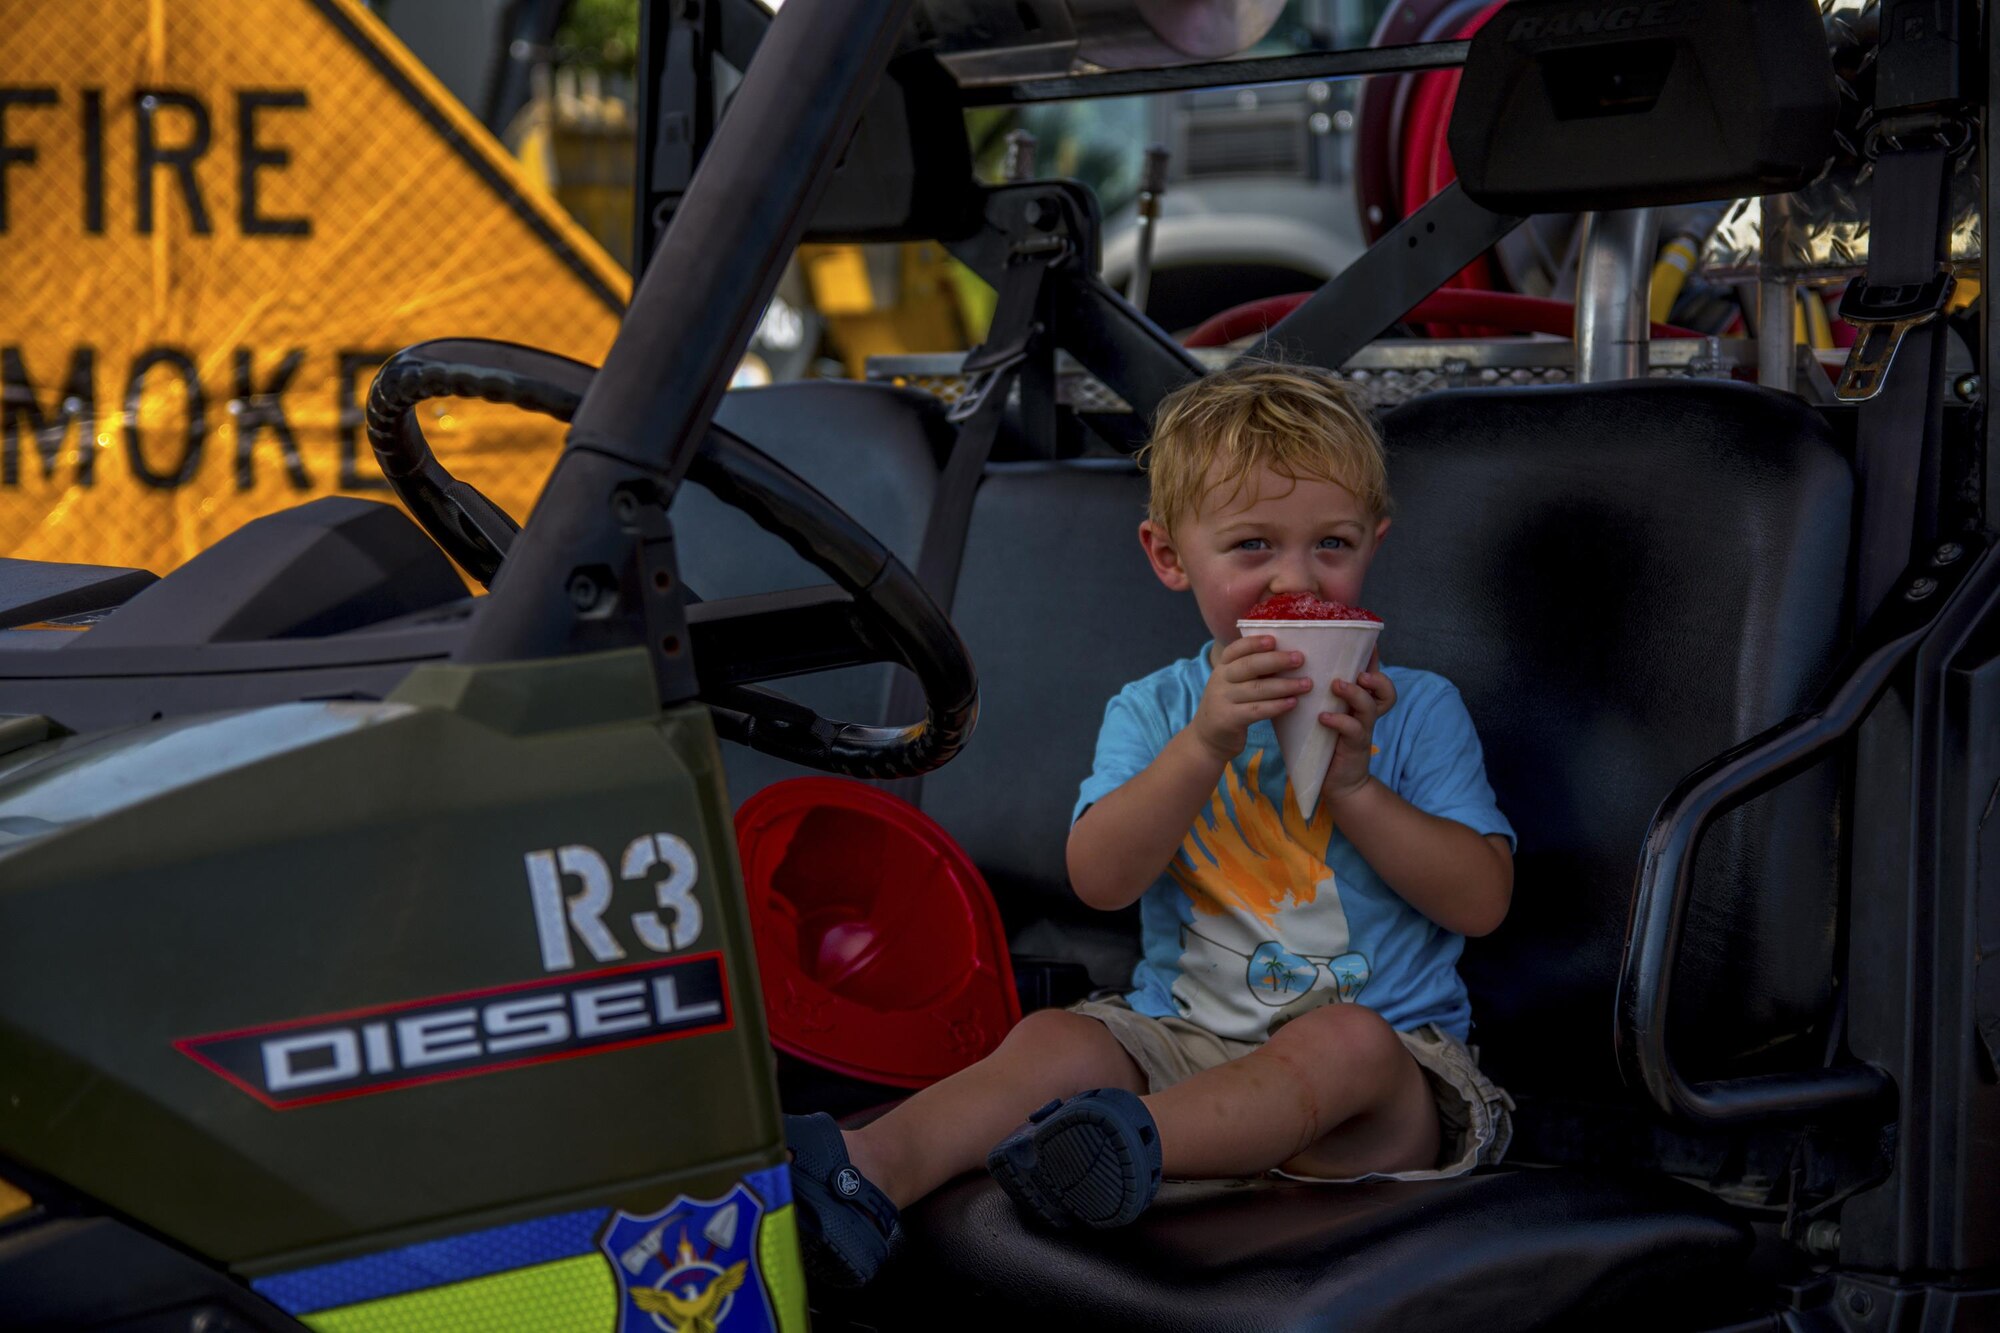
[{"xmin": 601, "ymin": 1184, "xmax": 776, "ymax": 1333}]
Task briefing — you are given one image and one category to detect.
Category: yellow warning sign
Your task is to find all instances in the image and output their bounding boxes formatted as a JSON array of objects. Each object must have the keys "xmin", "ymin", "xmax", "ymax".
[{"xmin": 0, "ymin": 0, "xmax": 629, "ymax": 573}]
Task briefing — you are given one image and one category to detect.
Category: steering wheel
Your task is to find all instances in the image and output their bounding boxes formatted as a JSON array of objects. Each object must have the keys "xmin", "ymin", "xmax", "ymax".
[{"xmin": 365, "ymin": 338, "xmax": 977, "ymax": 780}]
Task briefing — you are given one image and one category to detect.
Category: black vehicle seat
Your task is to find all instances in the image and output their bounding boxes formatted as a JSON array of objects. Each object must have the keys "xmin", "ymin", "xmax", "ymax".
[
  {"xmin": 852, "ymin": 380, "xmax": 1853, "ymax": 1332},
  {"xmin": 673, "ymin": 379, "xmax": 955, "ymax": 805},
  {"xmin": 1379, "ymin": 382, "xmax": 1850, "ymax": 1095},
  {"xmin": 891, "ymin": 1168, "xmax": 1752, "ymax": 1333}
]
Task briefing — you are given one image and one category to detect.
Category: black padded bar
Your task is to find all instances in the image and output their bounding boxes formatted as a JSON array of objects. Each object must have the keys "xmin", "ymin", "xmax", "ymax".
[
  {"xmin": 1240, "ymin": 183, "xmax": 1522, "ymax": 369},
  {"xmin": 959, "ymin": 39, "xmax": 1470, "ymax": 105},
  {"xmin": 1615, "ymin": 542, "xmax": 1993, "ymax": 1125}
]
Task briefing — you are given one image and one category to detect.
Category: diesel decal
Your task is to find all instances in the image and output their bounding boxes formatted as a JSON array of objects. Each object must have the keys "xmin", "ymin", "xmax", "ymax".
[
  {"xmin": 527, "ymin": 832, "xmax": 703, "ymax": 972},
  {"xmin": 176, "ymin": 954, "xmax": 730, "ymax": 1109},
  {"xmin": 1505, "ymin": 2, "xmax": 1682, "ymax": 41}
]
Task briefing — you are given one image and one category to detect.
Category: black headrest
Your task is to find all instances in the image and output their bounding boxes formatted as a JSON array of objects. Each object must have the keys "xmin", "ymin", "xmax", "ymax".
[{"xmin": 1449, "ymin": 0, "xmax": 1838, "ymax": 214}]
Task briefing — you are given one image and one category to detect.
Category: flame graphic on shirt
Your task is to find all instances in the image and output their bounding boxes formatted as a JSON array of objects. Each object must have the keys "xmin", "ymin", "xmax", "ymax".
[{"xmin": 1169, "ymin": 749, "xmax": 1339, "ymax": 926}]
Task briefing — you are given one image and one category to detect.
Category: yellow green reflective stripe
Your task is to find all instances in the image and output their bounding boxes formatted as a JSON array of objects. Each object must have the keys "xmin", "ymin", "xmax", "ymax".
[
  {"xmin": 755, "ymin": 1203, "xmax": 808, "ymax": 1333},
  {"xmin": 302, "ymin": 1253, "xmax": 615, "ymax": 1333}
]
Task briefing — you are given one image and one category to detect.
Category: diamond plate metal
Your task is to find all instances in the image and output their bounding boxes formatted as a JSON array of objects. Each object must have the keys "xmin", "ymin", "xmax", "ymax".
[{"xmin": 1701, "ymin": 0, "xmax": 1981, "ymax": 282}]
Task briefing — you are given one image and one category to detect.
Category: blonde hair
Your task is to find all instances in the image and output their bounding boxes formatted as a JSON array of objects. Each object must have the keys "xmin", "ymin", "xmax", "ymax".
[{"xmin": 1137, "ymin": 362, "xmax": 1389, "ymax": 530}]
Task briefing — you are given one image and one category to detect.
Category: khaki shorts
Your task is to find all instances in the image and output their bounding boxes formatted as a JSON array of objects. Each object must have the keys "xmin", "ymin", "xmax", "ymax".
[{"xmin": 1070, "ymin": 993, "xmax": 1514, "ymax": 1182}]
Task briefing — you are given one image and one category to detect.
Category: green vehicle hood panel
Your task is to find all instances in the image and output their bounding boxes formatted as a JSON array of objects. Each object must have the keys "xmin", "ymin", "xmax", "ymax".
[{"xmin": 0, "ymin": 655, "xmax": 781, "ymax": 1269}]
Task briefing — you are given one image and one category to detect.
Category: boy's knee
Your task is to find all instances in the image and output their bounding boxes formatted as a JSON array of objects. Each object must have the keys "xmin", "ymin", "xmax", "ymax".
[
  {"xmin": 1000, "ymin": 1007, "xmax": 1133, "ymax": 1090},
  {"xmin": 1003, "ymin": 1006, "xmax": 1109, "ymax": 1056},
  {"xmin": 1272, "ymin": 1003, "xmax": 1407, "ymax": 1084}
]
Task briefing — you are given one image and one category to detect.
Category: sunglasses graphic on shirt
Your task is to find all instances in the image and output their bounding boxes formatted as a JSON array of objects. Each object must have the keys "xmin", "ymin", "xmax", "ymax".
[{"xmin": 1183, "ymin": 924, "xmax": 1371, "ymax": 1007}]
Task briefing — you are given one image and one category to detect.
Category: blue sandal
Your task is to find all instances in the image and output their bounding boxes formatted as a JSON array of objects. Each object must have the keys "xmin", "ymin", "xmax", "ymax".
[
  {"xmin": 784, "ymin": 1112, "xmax": 900, "ymax": 1288},
  {"xmin": 986, "ymin": 1088, "xmax": 1164, "ymax": 1229}
]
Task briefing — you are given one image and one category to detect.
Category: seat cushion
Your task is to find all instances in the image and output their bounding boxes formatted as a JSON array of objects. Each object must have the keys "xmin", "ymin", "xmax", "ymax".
[
  {"xmin": 837, "ymin": 1168, "xmax": 1752, "ymax": 1332},
  {"xmin": 678, "ymin": 381, "xmax": 954, "ymax": 804}
]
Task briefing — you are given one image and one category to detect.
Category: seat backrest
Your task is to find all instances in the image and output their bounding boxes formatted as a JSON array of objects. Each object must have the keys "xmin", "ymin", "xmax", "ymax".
[
  {"xmin": 1371, "ymin": 381, "xmax": 1851, "ymax": 1093},
  {"xmin": 915, "ymin": 462, "xmax": 1204, "ymax": 982},
  {"xmin": 926, "ymin": 379, "xmax": 1852, "ymax": 1099},
  {"xmin": 675, "ymin": 381, "xmax": 952, "ymax": 804}
]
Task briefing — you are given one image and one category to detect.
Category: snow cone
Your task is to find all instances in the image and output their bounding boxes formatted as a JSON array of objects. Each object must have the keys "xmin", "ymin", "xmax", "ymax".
[{"xmin": 1235, "ymin": 593, "xmax": 1384, "ymax": 818}]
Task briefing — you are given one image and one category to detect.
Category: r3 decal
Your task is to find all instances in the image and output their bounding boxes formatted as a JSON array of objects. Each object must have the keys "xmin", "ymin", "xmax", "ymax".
[{"xmin": 526, "ymin": 834, "xmax": 702, "ymax": 972}]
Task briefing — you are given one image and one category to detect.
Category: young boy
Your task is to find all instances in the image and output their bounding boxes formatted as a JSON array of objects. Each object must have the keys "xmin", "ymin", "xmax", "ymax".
[{"xmin": 785, "ymin": 362, "xmax": 1516, "ymax": 1288}]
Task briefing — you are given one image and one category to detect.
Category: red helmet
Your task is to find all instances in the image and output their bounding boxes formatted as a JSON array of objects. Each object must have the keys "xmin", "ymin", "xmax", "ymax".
[{"xmin": 736, "ymin": 778, "xmax": 1020, "ymax": 1089}]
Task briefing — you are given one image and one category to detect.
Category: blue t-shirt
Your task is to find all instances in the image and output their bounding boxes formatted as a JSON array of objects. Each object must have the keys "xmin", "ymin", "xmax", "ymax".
[{"xmin": 1073, "ymin": 646, "xmax": 1514, "ymax": 1043}]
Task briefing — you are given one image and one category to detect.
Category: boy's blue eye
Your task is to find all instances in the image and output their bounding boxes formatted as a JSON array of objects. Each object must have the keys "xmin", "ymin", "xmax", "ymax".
[
  {"xmin": 1236, "ymin": 538, "xmax": 1270, "ymax": 552},
  {"xmin": 1318, "ymin": 536, "xmax": 1347, "ymax": 550}
]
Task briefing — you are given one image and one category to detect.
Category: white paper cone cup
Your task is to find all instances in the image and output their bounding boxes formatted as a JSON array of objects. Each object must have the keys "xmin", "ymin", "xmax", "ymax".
[{"xmin": 1235, "ymin": 618, "xmax": 1384, "ymax": 818}]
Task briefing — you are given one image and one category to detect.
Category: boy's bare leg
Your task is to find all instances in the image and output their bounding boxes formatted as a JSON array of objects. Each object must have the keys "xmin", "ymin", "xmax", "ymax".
[
  {"xmin": 1144, "ymin": 1003, "xmax": 1439, "ymax": 1179},
  {"xmin": 841, "ymin": 1009, "xmax": 1147, "ymax": 1209}
]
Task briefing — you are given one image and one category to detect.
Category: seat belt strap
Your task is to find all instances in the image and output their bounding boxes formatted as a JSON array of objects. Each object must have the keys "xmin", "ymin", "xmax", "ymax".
[
  {"xmin": 881, "ymin": 238, "xmax": 1064, "ymax": 783},
  {"xmin": 1836, "ymin": 0, "xmax": 1972, "ymax": 622},
  {"xmin": 1841, "ymin": 140, "xmax": 1957, "ymax": 620},
  {"xmin": 911, "ymin": 241, "xmax": 1056, "ymax": 603}
]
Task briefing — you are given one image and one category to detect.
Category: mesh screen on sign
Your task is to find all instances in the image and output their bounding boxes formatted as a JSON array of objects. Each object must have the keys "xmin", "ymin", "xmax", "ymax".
[{"xmin": 0, "ymin": 0, "xmax": 629, "ymax": 573}]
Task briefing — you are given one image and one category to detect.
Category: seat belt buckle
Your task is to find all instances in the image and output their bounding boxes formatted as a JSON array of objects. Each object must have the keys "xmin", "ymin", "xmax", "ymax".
[
  {"xmin": 1834, "ymin": 270, "xmax": 1955, "ymax": 402},
  {"xmin": 949, "ymin": 343, "xmax": 1033, "ymax": 423},
  {"xmin": 950, "ymin": 236, "xmax": 1068, "ymax": 424}
]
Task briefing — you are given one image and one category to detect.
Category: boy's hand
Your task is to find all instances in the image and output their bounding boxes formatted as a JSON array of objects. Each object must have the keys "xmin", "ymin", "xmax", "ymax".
[
  {"xmin": 1190, "ymin": 635, "xmax": 1313, "ymax": 763},
  {"xmin": 1320, "ymin": 648, "xmax": 1397, "ymax": 801}
]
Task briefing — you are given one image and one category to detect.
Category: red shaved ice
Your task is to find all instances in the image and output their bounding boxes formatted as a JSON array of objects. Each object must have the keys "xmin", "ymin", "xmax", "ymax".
[{"xmin": 1243, "ymin": 593, "xmax": 1381, "ymax": 622}]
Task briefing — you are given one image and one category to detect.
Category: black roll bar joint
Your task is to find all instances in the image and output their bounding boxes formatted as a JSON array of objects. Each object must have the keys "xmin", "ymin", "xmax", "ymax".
[
  {"xmin": 1615, "ymin": 538, "xmax": 1990, "ymax": 1126},
  {"xmin": 942, "ymin": 181, "xmax": 1205, "ymax": 424}
]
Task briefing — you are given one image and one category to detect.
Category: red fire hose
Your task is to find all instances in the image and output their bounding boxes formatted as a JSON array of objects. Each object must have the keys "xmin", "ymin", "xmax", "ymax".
[{"xmin": 1182, "ymin": 289, "xmax": 1705, "ymax": 349}]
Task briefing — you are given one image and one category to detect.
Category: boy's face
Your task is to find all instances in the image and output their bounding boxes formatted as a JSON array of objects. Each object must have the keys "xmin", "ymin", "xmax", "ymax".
[{"xmin": 1139, "ymin": 462, "xmax": 1392, "ymax": 652}]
